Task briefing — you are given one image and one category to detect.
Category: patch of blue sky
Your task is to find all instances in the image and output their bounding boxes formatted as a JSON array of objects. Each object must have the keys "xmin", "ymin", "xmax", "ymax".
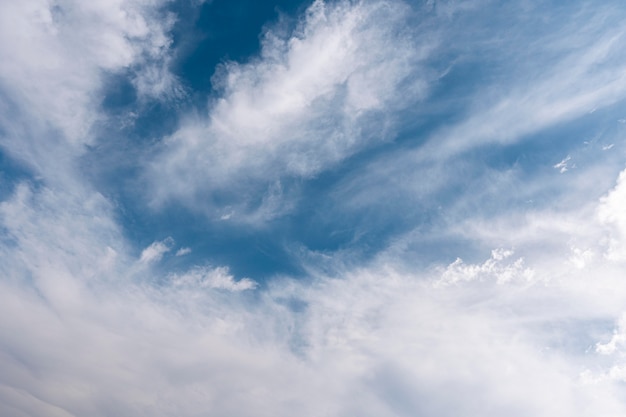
[{"xmin": 133, "ymin": 204, "xmax": 304, "ymax": 281}]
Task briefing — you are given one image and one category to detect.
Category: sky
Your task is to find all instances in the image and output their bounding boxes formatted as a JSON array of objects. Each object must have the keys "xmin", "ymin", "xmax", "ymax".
[{"xmin": 2, "ymin": 0, "xmax": 626, "ymax": 415}]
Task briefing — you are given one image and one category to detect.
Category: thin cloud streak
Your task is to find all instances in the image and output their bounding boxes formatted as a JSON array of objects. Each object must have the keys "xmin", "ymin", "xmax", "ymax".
[{"xmin": 418, "ymin": 3, "xmax": 626, "ymax": 160}]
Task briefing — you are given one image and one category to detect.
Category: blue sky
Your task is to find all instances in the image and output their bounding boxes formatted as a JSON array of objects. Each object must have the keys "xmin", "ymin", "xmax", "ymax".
[{"xmin": 3, "ymin": 0, "xmax": 626, "ymax": 415}]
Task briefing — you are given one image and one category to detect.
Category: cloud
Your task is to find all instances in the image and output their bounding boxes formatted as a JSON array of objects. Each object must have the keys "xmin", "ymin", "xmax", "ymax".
[
  {"xmin": 554, "ymin": 155, "xmax": 572, "ymax": 173},
  {"xmin": 4, "ymin": 181, "xmax": 626, "ymax": 417},
  {"xmin": 417, "ymin": 2, "xmax": 626, "ymax": 160},
  {"xmin": 438, "ymin": 248, "xmax": 535, "ymax": 286},
  {"xmin": 175, "ymin": 247, "xmax": 192, "ymax": 256},
  {"xmin": 170, "ymin": 266, "xmax": 257, "ymax": 291},
  {"xmin": 2, "ymin": 165, "xmax": 626, "ymax": 416},
  {"xmin": 146, "ymin": 0, "xmax": 434, "ymax": 223},
  {"xmin": 596, "ymin": 313, "xmax": 626, "ymax": 355},
  {"xmin": 4, "ymin": 0, "xmax": 626, "ymax": 416},
  {"xmin": 0, "ymin": 0, "xmax": 177, "ymax": 185},
  {"xmin": 139, "ymin": 237, "xmax": 174, "ymax": 264},
  {"xmin": 0, "ymin": 183, "xmax": 125, "ymax": 288},
  {"xmin": 283, "ymin": 2, "xmax": 626, "ymax": 263},
  {"xmin": 598, "ymin": 169, "xmax": 626, "ymax": 261}
]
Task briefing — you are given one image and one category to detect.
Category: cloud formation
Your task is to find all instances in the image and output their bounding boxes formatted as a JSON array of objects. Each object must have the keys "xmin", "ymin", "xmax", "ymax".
[
  {"xmin": 139, "ymin": 238, "xmax": 174, "ymax": 264},
  {"xmin": 147, "ymin": 0, "xmax": 433, "ymax": 222},
  {"xmin": 0, "ymin": 0, "xmax": 180, "ymax": 198},
  {"xmin": 2, "ymin": 0, "xmax": 626, "ymax": 416}
]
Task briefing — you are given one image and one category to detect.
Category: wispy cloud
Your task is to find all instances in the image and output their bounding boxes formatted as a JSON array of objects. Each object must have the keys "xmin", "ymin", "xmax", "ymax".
[
  {"xmin": 139, "ymin": 237, "xmax": 174, "ymax": 264},
  {"xmin": 3, "ymin": 0, "xmax": 626, "ymax": 416},
  {"xmin": 419, "ymin": 3, "xmax": 626, "ymax": 159},
  {"xmin": 4, "ymin": 175, "xmax": 626, "ymax": 415},
  {"xmin": 0, "ymin": 0, "xmax": 177, "ymax": 185},
  {"xmin": 2, "ymin": 162, "xmax": 626, "ymax": 416},
  {"xmin": 146, "ymin": 0, "xmax": 435, "ymax": 223},
  {"xmin": 170, "ymin": 266, "xmax": 257, "ymax": 291},
  {"xmin": 554, "ymin": 155, "xmax": 572, "ymax": 173},
  {"xmin": 175, "ymin": 247, "xmax": 192, "ymax": 256},
  {"xmin": 438, "ymin": 248, "xmax": 535, "ymax": 286}
]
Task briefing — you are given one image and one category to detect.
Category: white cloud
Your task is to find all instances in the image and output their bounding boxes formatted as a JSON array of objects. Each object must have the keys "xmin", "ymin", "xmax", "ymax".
[
  {"xmin": 4, "ymin": 1, "xmax": 626, "ymax": 416},
  {"xmin": 407, "ymin": 3, "xmax": 626, "ymax": 161},
  {"xmin": 598, "ymin": 169, "xmax": 626, "ymax": 261},
  {"xmin": 438, "ymin": 248, "xmax": 535, "ymax": 286},
  {"xmin": 265, "ymin": 254, "xmax": 626, "ymax": 416},
  {"xmin": 0, "ymin": 0, "xmax": 176, "ymax": 184},
  {"xmin": 554, "ymin": 155, "xmax": 572, "ymax": 173},
  {"xmin": 139, "ymin": 237, "xmax": 174, "ymax": 264},
  {"xmin": 147, "ymin": 0, "xmax": 434, "ymax": 222},
  {"xmin": 170, "ymin": 266, "xmax": 257, "ymax": 291},
  {"xmin": 175, "ymin": 247, "xmax": 192, "ymax": 256},
  {"xmin": 596, "ymin": 313, "xmax": 626, "ymax": 355},
  {"xmin": 3, "ymin": 169, "xmax": 626, "ymax": 415},
  {"xmin": 312, "ymin": 1, "xmax": 626, "ymax": 248}
]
